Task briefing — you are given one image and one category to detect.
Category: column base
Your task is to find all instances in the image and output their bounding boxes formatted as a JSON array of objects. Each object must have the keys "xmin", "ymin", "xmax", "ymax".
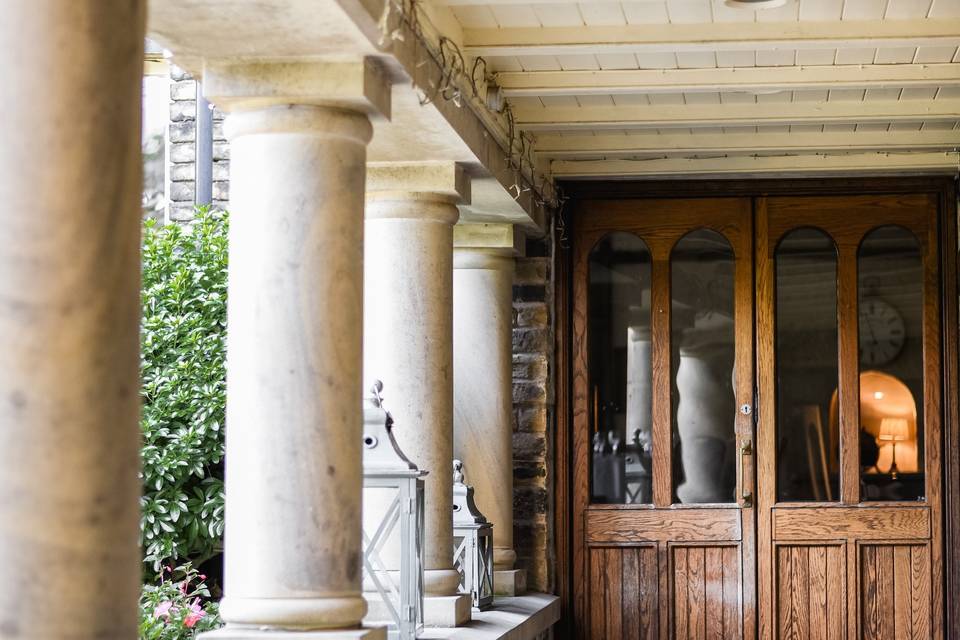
[
  {"xmin": 424, "ymin": 594, "xmax": 472, "ymax": 628},
  {"xmin": 200, "ymin": 626, "xmax": 385, "ymax": 639},
  {"xmin": 494, "ymin": 569, "xmax": 527, "ymax": 596}
]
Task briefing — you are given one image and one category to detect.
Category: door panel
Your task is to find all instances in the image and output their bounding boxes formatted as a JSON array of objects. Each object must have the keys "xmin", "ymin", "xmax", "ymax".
[
  {"xmin": 859, "ymin": 543, "xmax": 931, "ymax": 640},
  {"xmin": 672, "ymin": 545, "xmax": 742, "ymax": 639},
  {"xmin": 756, "ymin": 194, "xmax": 942, "ymax": 640},
  {"xmin": 573, "ymin": 197, "xmax": 755, "ymax": 639},
  {"xmin": 589, "ymin": 546, "xmax": 659, "ymax": 639},
  {"xmin": 775, "ymin": 544, "xmax": 845, "ymax": 640}
]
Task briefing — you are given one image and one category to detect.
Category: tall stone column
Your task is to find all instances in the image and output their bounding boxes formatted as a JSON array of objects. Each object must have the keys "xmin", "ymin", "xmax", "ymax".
[
  {"xmin": 452, "ymin": 224, "xmax": 527, "ymax": 596},
  {"xmin": 202, "ymin": 60, "xmax": 389, "ymax": 639},
  {"xmin": 364, "ymin": 163, "xmax": 472, "ymax": 627},
  {"xmin": 626, "ymin": 326, "xmax": 653, "ymax": 504},
  {"xmin": 675, "ymin": 335, "xmax": 737, "ymax": 505},
  {"xmin": 0, "ymin": 3, "xmax": 145, "ymax": 638}
]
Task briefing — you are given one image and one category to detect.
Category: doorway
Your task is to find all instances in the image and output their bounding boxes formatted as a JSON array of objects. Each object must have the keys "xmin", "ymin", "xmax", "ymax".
[{"xmin": 564, "ymin": 182, "xmax": 955, "ymax": 639}]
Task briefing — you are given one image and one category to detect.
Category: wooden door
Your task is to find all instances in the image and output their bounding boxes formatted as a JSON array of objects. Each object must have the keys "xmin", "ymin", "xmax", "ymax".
[
  {"xmin": 572, "ymin": 198, "xmax": 756, "ymax": 639},
  {"xmin": 756, "ymin": 194, "xmax": 943, "ymax": 640}
]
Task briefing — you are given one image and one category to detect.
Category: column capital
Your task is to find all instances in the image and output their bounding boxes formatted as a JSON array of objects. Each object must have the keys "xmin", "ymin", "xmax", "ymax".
[
  {"xmin": 454, "ymin": 222, "xmax": 523, "ymax": 256},
  {"xmin": 366, "ymin": 162, "xmax": 470, "ymax": 202},
  {"xmin": 366, "ymin": 162, "xmax": 470, "ymax": 224},
  {"xmin": 203, "ymin": 57, "xmax": 390, "ymax": 119},
  {"xmin": 224, "ymin": 105, "xmax": 373, "ymax": 144}
]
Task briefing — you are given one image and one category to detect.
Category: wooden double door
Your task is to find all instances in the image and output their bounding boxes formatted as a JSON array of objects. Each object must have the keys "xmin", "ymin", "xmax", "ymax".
[{"xmin": 571, "ymin": 193, "xmax": 944, "ymax": 639}]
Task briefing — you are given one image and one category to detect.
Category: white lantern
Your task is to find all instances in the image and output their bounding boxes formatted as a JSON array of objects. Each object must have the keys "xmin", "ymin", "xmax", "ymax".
[
  {"xmin": 452, "ymin": 459, "xmax": 495, "ymax": 611},
  {"xmin": 362, "ymin": 381, "xmax": 426, "ymax": 639}
]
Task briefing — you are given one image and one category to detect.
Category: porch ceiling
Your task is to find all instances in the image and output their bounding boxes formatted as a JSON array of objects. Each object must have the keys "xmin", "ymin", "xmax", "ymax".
[{"xmin": 432, "ymin": 0, "xmax": 960, "ymax": 178}]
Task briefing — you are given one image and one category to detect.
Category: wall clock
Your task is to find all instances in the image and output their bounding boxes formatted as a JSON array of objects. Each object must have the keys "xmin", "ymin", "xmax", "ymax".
[{"xmin": 859, "ymin": 297, "xmax": 906, "ymax": 366}]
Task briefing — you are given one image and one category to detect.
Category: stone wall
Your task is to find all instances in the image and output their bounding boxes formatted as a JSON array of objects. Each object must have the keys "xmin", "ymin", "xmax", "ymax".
[
  {"xmin": 166, "ymin": 66, "xmax": 229, "ymax": 222},
  {"xmin": 511, "ymin": 235, "xmax": 555, "ymax": 593}
]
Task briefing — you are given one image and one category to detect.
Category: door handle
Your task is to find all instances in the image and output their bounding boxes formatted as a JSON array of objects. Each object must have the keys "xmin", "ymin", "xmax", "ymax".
[{"xmin": 740, "ymin": 440, "xmax": 753, "ymax": 508}]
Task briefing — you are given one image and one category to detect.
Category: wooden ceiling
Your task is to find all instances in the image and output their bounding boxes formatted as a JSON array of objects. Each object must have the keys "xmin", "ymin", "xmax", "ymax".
[{"xmin": 430, "ymin": 0, "xmax": 960, "ymax": 178}]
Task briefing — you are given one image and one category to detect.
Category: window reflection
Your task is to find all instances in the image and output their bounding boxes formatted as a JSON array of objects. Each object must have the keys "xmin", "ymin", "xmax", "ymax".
[
  {"xmin": 671, "ymin": 230, "xmax": 736, "ymax": 504},
  {"xmin": 857, "ymin": 226, "xmax": 924, "ymax": 501},
  {"xmin": 776, "ymin": 228, "xmax": 840, "ymax": 502},
  {"xmin": 588, "ymin": 233, "xmax": 653, "ymax": 504}
]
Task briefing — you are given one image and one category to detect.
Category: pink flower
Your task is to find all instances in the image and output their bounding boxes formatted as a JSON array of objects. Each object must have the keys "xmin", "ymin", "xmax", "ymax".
[
  {"xmin": 183, "ymin": 600, "xmax": 205, "ymax": 628},
  {"xmin": 153, "ymin": 601, "xmax": 174, "ymax": 619}
]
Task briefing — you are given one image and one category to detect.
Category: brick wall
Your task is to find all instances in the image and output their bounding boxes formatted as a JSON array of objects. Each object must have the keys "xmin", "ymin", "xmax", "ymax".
[
  {"xmin": 167, "ymin": 66, "xmax": 230, "ymax": 222},
  {"xmin": 512, "ymin": 235, "xmax": 555, "ymax": 593}
]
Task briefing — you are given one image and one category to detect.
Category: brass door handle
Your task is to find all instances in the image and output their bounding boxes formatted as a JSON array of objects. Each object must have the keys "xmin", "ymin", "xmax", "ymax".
[{"xmin": 740, "ymin": 440, "xmax": 753, "ymax": 508}]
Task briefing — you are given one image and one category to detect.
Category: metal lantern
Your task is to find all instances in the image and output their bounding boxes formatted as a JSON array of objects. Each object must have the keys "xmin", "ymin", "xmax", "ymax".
[
  {"xmin": 362, "ymin": 381, "xmax": 426, "ymax": 640},
  {"xmin": 451, "ymin": 459, "xmax": 495, "ymax": 610}
]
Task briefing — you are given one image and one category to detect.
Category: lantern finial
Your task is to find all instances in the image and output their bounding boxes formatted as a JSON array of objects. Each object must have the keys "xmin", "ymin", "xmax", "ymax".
[{"xmin": 370, "ymin": 379, "xmax": 385, "ymax": 408}]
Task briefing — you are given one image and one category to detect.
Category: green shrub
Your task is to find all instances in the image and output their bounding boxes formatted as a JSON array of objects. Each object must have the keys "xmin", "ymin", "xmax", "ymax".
[{"xmin": 140, "ymin": 209, "xmax": 228, "ymax": 572}]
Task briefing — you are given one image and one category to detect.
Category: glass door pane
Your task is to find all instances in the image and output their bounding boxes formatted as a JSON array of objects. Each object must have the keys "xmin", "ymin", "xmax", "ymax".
[
  {"xmin": 775, "ymin": 228, "xmax": 840, "ymax": 502},
  {"xmin": 670, "ymin": 229, "xmax": 737, "ymax": 504},
  {"xmin": 588, "ymin": 232, "xmax": 652, "ymax": 504},
  {"xmin": 858, "ymin": 226, "xmax": 924, "ymax": 501}
]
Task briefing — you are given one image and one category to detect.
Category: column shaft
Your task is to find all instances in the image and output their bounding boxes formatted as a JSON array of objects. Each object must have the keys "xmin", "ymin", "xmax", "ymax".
[
  {"xmin": 0, "ymin": 2, "xmax": 145, "ymax": 638},
  {"xmin": 363, "ymin": 194, "xmax": 461, "ymax": 597},
  {"xmin": 219, "ymin": 106, "xmax": 371, "ymax": 630},
  {"xmin": 453, "ymin": 250, "xmax": 516, "ymax": 569}
]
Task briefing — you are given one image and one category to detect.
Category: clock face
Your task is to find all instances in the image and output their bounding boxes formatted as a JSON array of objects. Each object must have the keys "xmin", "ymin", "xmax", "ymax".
[{"xmin": 859, "ymin": 298, "xmax": 906, "ymax": 366}]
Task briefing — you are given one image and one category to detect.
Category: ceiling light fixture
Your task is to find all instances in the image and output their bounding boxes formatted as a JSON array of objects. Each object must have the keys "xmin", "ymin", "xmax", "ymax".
[{"xmin": 725, "ymin": 0, "xmax": 790, "ymax": 9}]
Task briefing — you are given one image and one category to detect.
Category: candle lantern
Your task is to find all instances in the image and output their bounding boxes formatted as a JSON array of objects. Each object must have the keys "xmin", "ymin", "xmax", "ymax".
[
  {"xmin": 452, "ymin": 459, "xmax": 495, "ymax": 611},
  {"xmin": 362, "ymin": 381, "xmax": 426, "ymax": 639}
]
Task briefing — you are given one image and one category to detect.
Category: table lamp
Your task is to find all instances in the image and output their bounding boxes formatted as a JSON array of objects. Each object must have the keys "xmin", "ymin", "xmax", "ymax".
[{"xmin": 879, "ymin": 417, "xmax": 910, "ymax": 479}]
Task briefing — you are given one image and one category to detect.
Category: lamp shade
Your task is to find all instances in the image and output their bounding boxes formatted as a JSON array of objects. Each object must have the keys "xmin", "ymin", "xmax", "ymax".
[{"xmin": 879, "ymin": 417, "xmax": 910, "ymax": 442}]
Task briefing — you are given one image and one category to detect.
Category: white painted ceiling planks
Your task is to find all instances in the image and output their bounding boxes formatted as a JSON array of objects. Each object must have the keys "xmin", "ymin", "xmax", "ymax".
[{"xmin": 431, "ymin": 0, "xmax": 960, "ymax": 177}]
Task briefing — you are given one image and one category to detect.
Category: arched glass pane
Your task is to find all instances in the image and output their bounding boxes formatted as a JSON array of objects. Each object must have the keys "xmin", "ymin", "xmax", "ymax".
[
  {"xmin": 588, "ymin": 232, "xmax": 652, "ymax": 504},
  {"xmin": 776, "ymin": 228, "xmax": 840, "ymax": 502},
  {"xmin": 858, "ymin": 226, "xmax": 924, "ymax": 501},
  {"xmin": 671, "ymin": 229, "xmax": 736, "ymax": 504}
]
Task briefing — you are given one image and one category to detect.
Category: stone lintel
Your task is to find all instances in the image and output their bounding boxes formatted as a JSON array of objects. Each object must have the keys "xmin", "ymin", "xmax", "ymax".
[
  {"xmin": 200, "ymin": 627, "xmax": 385, "ymax": 639},
  {"xmin": 453, "ymin": 223, "xmax": 524, "ymax": 256},
  {"xmin": 203, "ymin": 58, "xmax": 390, "ymax": 119},
  {"xmin": 366, "ymin": 162, "xmax": 471, "ymax": 205}
]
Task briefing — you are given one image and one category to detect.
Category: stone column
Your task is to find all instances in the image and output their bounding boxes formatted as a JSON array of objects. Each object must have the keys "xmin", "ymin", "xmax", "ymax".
[
  {"xmin": 202, "ymin": 60, "xmax": 389, "ymax": 640},
  {"xmin": 452, "ymin": 224, "xmax": 527, "ymax": 596},
  {"xmin": 364, "ymin": 163, "xmax": 472, "ymax": 627},
  {"xmin": 626, "ymin": 326, "xmax": 653, "ymax": 504},
  {"xmin": 0, "ymin": 3, "xmax": 145, "ymax": 638},
  {"xmin": 675, "ymin": 334, "xmax": 737, "ymax": 505}
]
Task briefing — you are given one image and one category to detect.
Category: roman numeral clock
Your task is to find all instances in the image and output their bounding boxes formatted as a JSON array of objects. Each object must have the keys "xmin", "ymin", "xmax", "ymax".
[{"xmin": 859, "ymin": 297, "xmax": 906, "ymax": 366}]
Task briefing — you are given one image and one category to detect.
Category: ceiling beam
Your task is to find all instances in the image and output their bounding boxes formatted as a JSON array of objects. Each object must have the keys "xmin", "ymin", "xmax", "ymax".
[
  {"xmin": 535, "ymin": 129, "xmax": 960, "ymax": 158},
  {"xmin": 514, "ymin": 99, "xmax": 960, "ymax": 130},
  {"xmin": 497, "ymin": 64, "xmax": 960, "ymax": 97},
  {"xmin": 463, "ymin": 20, "xmax": 960, "ymax": 57},
  {"xmin": 549, "ymin": 151, "xmax": 960, "ymax": 178}
]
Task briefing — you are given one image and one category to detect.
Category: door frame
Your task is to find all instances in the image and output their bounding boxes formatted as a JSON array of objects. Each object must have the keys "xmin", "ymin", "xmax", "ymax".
[{"xmin": 553, "ymin": 177, "xmax": 960, "ymax": 639}]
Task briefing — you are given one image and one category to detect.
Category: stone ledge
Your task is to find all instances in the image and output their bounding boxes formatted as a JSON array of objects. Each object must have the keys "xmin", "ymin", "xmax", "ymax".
[{"xmin": 418, "ymin": 593, "xmax": 558, "ymax": 640}]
